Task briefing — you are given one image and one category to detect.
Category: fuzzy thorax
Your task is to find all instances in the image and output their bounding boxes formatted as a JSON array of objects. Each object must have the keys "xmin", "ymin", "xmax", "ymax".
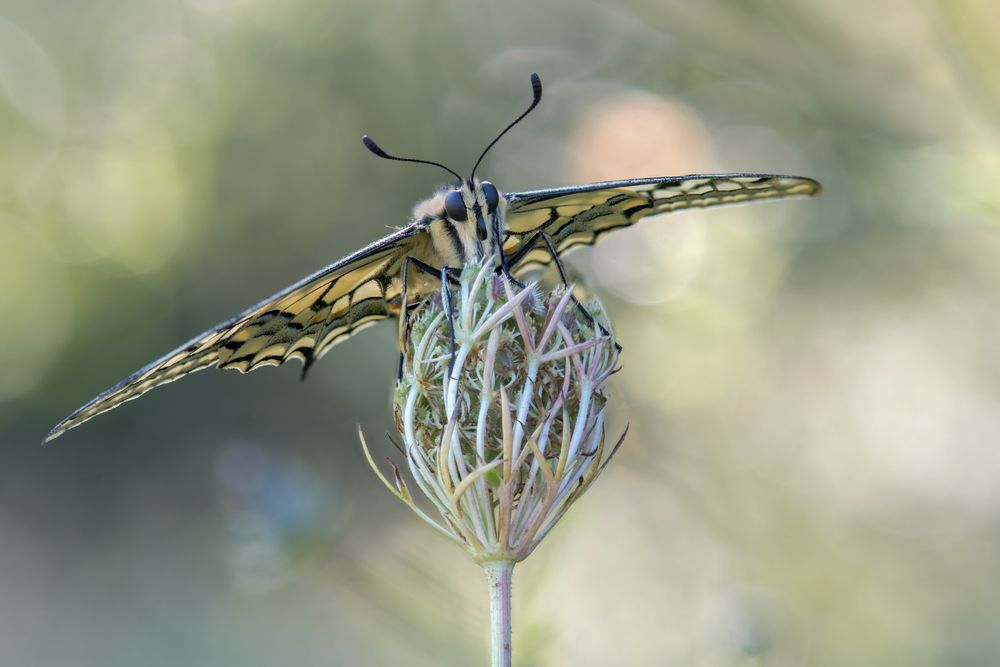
[{"xmin": 361, "ymin": 256, "xmax": 624, "ymax": 563}]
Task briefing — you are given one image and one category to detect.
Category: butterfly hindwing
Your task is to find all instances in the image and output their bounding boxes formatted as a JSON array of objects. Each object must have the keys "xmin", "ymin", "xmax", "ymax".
[
  {"xmin": 45, "ymin": 226, "xmax": 421, "ymax": 442},
  {"xmin": 502, "ymin": 174, "xmax": 821, "ymax": 271}
]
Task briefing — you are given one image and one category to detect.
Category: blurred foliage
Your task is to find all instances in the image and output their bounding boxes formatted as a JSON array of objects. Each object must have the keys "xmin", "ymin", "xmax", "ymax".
[{"xmin": 1, "ymin": 0, "xmax": 999, "ymax": 665}]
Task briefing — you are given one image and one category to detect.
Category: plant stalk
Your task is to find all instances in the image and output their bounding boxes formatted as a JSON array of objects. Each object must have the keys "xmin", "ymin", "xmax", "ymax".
[{"xmin": 482, "ymin": 560, "xmax": 514, "ymax": 667}]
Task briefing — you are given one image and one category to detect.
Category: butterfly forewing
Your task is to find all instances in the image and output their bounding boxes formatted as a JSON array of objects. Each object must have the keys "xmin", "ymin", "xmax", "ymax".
[
  {"xmin": 45, "ymin": 227, "xmax": 421, "ymax": 442},
  {"xmin": 503, "ymin": 174, "xmax": 821, "ymax": 272}
]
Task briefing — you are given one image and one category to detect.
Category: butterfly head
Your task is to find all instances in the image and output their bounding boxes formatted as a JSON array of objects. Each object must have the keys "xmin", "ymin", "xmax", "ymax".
[
  {"xmin": 410, "ymin": 178, "xmax": 506, "ymax": 264},
  {"xmin": 444, "ymin": 179, "xmax": 502, "ymax": 239},
  {"xmin": 362, "ymin": 73, "xmax": 542, "ymax": 263}
]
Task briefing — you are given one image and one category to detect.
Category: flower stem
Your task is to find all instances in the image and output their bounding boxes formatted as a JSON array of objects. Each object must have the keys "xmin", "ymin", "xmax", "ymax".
[{"xmin": 482, "ymin": 560, "xmax": 514, "ymax": 667}]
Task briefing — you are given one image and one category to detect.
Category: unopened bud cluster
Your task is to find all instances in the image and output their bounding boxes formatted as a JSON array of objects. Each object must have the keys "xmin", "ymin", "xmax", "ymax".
[{"xmin": 362, "ymin": 256, "xmax": 623, "ymax": 563}]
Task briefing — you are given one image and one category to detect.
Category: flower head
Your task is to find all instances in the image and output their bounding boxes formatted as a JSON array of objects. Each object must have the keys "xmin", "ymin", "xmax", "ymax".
[{"xmin": 361, "ymin": 256, "xmax": 624, "ymax": 563}]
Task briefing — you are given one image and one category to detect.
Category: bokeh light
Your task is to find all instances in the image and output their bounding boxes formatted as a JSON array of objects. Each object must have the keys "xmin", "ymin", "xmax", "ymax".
[{"xmin": 2, "ymin": 1, "xmax": 999, "ymax": 665}]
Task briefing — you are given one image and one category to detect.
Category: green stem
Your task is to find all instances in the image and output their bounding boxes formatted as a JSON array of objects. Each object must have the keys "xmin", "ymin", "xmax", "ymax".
[{"xmin": 482, "ymin": 560, "xmax": 514, "ymax": 667}]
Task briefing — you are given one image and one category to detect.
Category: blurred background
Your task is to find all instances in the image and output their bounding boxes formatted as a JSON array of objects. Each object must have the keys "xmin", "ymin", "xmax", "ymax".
[{"xmin": 2, "ymin": 0, "xmax": 999, "ymax": 665}]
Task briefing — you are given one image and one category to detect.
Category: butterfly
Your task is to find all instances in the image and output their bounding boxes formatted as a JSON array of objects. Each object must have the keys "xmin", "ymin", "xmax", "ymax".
[{"xmin": 46, "ymin": 73, "xmax": 820, "ymax": 442}]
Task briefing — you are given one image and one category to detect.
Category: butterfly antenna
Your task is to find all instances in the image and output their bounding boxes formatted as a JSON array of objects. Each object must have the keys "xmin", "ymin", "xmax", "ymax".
[
  {"xmin": 470, "ymin": 72, "xmax": 543, "ymax": 180},
  {"xmin": 362, "ymin": 135, "xmax": 462, "ymax": 181}
]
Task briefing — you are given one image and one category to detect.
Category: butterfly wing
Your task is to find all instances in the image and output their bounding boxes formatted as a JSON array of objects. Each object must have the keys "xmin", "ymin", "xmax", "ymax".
[
  {"xmin": 502, "ymin": 174, "xmax": 821, "ymax": 271},
  {"xmin": 46, "ymin": 226, "xmax": 423, "ymax": 442}
]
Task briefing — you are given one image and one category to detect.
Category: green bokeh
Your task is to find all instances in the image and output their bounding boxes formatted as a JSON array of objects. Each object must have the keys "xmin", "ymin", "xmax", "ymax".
[{"xmin": 2, "ymin": 1, "xmax": 999, "ymax": 665}]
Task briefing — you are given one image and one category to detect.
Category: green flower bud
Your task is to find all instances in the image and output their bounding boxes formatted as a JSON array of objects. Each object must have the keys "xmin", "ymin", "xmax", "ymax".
[{"xmin": 361, "ymin": 256, "xmax": 624, "ymax": 563}]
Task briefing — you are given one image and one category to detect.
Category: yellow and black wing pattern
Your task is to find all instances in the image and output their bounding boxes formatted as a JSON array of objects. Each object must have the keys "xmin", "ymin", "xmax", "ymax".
[
  {"xmin": 502, "ymin": 173, "xmax": 821, "ymax": 272},
  {"xmin": 45, "ymin": 226, "xmax": 420, "ymax": 442}
]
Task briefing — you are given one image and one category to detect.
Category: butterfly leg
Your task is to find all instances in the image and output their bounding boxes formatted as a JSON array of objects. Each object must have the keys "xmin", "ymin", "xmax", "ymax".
[
  {"xmin": 503, "ymin": 231, "xmax": 613, "ymax": 337},
  {"xmin": 397, "ymin": 256, "xmax": 461, "ymax": 380},
  {"xmin": 493, "ymin": 215, "xmax": 516, "ymax": 281},
  {"xmin": 493, "ymin": 217, "xmax": 545, "ymax": 294}
]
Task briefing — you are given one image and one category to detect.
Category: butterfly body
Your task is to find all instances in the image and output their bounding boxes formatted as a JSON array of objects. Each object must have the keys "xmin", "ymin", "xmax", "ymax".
[{"xmin": 46, "ymin": 75, "xmax": 820, "ymax": 442}]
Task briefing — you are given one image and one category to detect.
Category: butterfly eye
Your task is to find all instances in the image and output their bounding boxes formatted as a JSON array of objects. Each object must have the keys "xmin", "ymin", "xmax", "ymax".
[
  {"xmin": 444, "ymin": 190, "xmax": 468, "ymax": 221},
  {"xmin": 482, "ymin": 181, "xmax": 500, "ymax": 213}
]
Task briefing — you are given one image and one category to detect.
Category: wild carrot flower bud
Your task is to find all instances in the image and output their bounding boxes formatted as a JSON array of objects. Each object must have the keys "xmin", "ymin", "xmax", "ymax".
[
  {"xmin": 360, "ymin": 255, "xmax": 624, "ymax": 665},
  {"xmin": 360, "ymin": 255, "xmax": 624, "ymax": 563}
]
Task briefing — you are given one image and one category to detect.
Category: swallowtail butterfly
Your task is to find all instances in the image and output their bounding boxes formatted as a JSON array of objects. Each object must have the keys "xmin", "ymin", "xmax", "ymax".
[{"xmin": 46, "ymin": 73, "xmax": 820, "ymax": 442}]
